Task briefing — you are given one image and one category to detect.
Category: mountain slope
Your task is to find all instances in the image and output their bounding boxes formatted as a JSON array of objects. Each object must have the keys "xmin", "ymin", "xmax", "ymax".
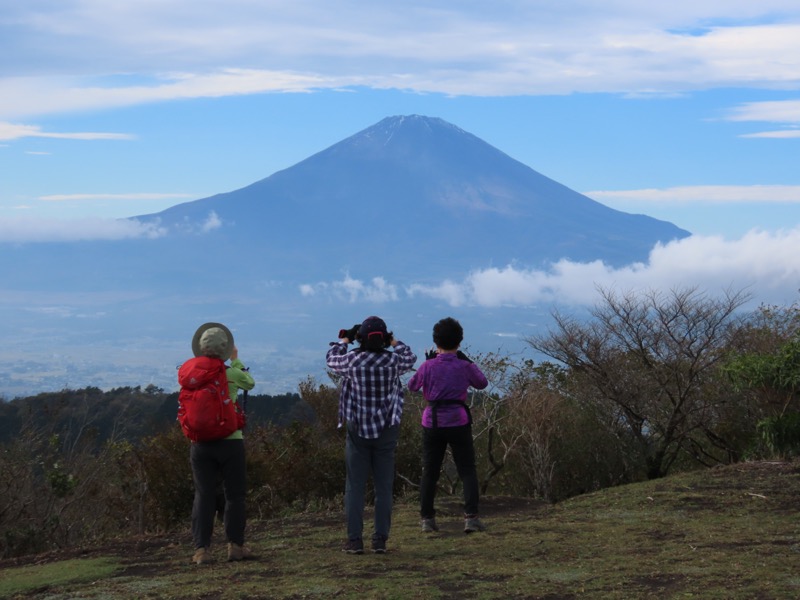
[{"xmin": 138, "ymin": 114, "xmax": 689, "ymax": 275}]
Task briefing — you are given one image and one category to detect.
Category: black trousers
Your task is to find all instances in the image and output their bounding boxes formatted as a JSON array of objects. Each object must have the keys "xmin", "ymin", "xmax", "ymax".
[
  {"xmin": 419, "ymin": 424, "xmax": 479, "ymax": 518},
  {"xmin": 190, "ymin": 438, "xmax": 246, "ymax": 548}
]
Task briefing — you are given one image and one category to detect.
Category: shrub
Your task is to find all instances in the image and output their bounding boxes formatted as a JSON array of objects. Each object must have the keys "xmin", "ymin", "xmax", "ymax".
[
  {"xmin": 128, "ymin": 426, "xmax": 194, "ymax": 531},
  {"xmin": 0, "ymin": 423, "xmax": 128, "ymax": 558},
  {"xmin": 755, "ymin": 413, "xmax": 800, "ymax": 458}
]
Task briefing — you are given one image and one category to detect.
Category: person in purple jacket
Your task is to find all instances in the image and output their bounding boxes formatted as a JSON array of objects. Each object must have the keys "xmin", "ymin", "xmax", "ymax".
[{"xmin": 407, "ymin": 317, "xmax": 489, "ymax": 534}]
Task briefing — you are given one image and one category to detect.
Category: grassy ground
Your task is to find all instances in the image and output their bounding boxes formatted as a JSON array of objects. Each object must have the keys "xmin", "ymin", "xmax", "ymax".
[{"xmin": 1, "ymin": 460, "xmax": 798, "ymax": 599}]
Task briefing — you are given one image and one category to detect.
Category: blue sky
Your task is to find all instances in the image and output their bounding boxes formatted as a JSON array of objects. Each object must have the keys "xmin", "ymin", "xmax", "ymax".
[{"xmin": 2, "ymin": 0, "xmax": 799, "ymax": 309}]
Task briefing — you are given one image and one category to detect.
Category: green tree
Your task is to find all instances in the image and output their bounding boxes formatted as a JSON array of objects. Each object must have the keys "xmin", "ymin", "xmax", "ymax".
[
  {"xmin": 724, "ymin": 302, "xmax": 800, "ymax": 415},
  {"xmin": 723, "ymin": 301, "xmax": 800, "ymax": 457}
]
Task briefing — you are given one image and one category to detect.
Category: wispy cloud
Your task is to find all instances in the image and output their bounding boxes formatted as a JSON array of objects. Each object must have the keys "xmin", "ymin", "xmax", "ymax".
[
  {"xmin": 726, "ymin": 99, "xmax": 800, "ymax": 123},
  {"xmin": 0, "ymin": 71, "xmax": 340, "ymax": 120},
  {"xmin": 3, "ymin": 4, "xmax": 800, "ymax": 119},
  {"xmin": 724, "ymin": 99, "xmax": 800, "ymax": 138},
  {"xmin": 0, "ymin": 217, "xmax": 167, "ymax": 242},
  {"xmin": 584, "ymin": 185, "xmax": 800, "ymax": 204},
  {"xmin": 40, "ymin": 193, "xmax": 194, "ymax": 202},
  {"xmin": 0, "ymin": 121, "xmax": 134, "ymax": 141},
  {"xmin": 0, "ymin": 210, "xmax": 223, "ymax": 242},
  {"xmin": 740, "ymin": 129, "xmax": 800, "ymax": 139},
  {"xmin": 303, "ymin": 228, "xmax": 800, "ymax": 309}
]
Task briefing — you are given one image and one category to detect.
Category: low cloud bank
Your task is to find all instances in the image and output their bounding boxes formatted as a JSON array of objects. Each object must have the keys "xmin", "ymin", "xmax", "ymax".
[
  {"xmin": 0, "ymin": 211, "xmax": 225, "ymax": 242},
  {"xmin": 0, "ymin": 216, "xmax": 167, "ymax": 242},
  {"xmin": 303, "ymin": 228, "xmax": 800, "ymax": 308}
]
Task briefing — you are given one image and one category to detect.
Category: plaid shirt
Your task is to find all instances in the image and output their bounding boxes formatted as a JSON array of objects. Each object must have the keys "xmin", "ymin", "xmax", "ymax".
[{"xmin": 326, "ymin": 341, "xmax": 417, "ymax": 439}]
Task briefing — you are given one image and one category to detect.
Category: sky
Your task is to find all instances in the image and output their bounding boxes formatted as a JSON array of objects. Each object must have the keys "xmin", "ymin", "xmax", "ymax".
[{"xmin": 2, "ymin": 0, "xmax": 800, "ymax": 311}]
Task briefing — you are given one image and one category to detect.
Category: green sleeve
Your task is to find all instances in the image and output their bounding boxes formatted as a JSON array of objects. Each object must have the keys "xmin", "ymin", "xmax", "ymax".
[{"xmin": 226, "ymin": 358, "xmax": 255, "ymax": 395}]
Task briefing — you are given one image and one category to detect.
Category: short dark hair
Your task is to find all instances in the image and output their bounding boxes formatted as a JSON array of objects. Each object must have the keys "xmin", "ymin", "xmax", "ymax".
[{"xmin": 432, "ymin": 317, "xmax": 464, "ymax": 351}]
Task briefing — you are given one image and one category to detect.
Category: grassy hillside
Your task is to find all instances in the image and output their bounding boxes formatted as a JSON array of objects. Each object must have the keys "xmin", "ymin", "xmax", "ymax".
[{"xmin": 1, "ymin": 460, "xmax": 798, "ymax": 599}]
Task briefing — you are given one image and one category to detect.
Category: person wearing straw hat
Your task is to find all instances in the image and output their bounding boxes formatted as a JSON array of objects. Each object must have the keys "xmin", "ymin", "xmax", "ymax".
[{"xmin": 187, "ymin": 322, "xmax": 255, "ymax": 565}]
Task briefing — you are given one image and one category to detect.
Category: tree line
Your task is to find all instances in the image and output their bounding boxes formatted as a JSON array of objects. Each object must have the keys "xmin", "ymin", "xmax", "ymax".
[
  {"xmin": 1, "ymin": 285, "xmax": 798, "ymax": 559},
  {"xmin": 0, "ymin": 387, "xmax": 307, "ymax": 446}
]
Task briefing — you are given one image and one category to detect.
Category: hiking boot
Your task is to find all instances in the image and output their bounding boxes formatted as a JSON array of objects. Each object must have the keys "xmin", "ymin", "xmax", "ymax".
[
  {"xmin": 421, "ymin": 517, "xmax": 439, "ymax": 533},
  {"xmin": 192, "ymin": 547, "xmax": 213, "ymax": 564},
  {"xmin": 343, "ymin": 538, "xmax": 364, "ymax": 554},
  {"xmin": 371, "ymin": 535, "xmax": 387, "ymax": 554},
  {"xmin": 227, "ymin": 543, "xmax": 253, "ymax": 561},
  {"xmin": 464, "ymin": 515, "xmax": 486, "ymax": 533}
]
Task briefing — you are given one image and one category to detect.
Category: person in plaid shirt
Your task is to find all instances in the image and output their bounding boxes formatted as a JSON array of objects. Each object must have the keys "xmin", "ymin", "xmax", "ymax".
[{"xmin": 326, "ymin": 316, "xmax": 417, "ymax": 554}]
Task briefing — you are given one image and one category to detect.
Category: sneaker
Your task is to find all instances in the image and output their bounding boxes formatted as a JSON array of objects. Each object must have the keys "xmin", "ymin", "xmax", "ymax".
[
  {"xmin": 343, "ymin": 538, "xmax": 364, "ymax": 554},
  {"xmin": 371, "ymin": 536, "xmax": 387, "ymax": 554},
  {"xmin": 464, "ymin": 516, "xmax": 486, "ymax": 533},
  {"xmin": 421, "ymin": 518, "xmax": 439, "ymax": 533},
  {"xmin": 227, "ymin": 543, "xmax": 253, "ymax": 561},
  {"xmin": 192, "ymin": 547, "xmax": 213, "ymax": 564}
]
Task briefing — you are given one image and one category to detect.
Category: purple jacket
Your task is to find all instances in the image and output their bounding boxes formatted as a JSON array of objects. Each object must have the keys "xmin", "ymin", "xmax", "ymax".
[{"xmin": 407, "ymin": 353, "xmax": 488, "ymax": 428}]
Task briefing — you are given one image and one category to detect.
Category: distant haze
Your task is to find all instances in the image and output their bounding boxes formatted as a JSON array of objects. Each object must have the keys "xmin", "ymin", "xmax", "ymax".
[{"xmin": 2, "ymin": 115, "xmax": 795, "ymax": 400}]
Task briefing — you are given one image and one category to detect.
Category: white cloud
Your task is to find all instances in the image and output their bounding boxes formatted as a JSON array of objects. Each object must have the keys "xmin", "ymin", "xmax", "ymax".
[
  {"xmin": 300, "ymin": 274, "xmax": 399, "ymax": 303},
  {"xmin": 726, "ymin": 99, "xmax": 800, "ymax": 124},
  {"xmin": 724, "ymin": 99, "xmax": 800, "ymax": 137},
  {"xmin": 740, "ymin": 130, "xmax": 800, "ymax": 139},
  {"xmin": 0, "ymin": 121, "xmax": 134, "ymax": 141},
  {"xmin": 40, "ymin": 193, "xmax": 194, "ymax": 202},
  {"xmin": 585, "ymin": 185, "xmax": 800, "ymax": 204},
  {"xmin": 406, "ymin": 279, "xmax": 467, "ymax": 306},
  {"xmin": 200, "ymin": 212, "xmax": 222, "ymax": 232},
  {"xmin": 3, "ymin": 4, "xmax": 800, "ymax": 118},
  {"xmin": 0, "ymin": 71, "xmax": 341, "ymax": 120},
  {"xmin": 335, "ymin": 275, "xmax": 399, "ymax": 303},
  {"xmin": 0, "ymin": 217, "xmax": 167, "ymax": 242},
  {"xmin": 164, "ymin": 211, "xmax": 223, "ymax": 235},
  {"xmin": 299, "ymin": 284, "xmax": 316, "ymax": 297},
  {"xmin": 0, "ymin": 212, "xmax": 223, "ymax": 241},
  {"xmin": 300, "ymin": 229, "xmax": 800, "ymax": 310},
  {"xmin": 408, "ymin": 228, "xmax": 800, "ymax": 308}
]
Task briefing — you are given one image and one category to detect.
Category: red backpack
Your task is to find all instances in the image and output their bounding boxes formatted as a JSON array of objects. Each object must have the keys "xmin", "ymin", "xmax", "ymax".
[{"xmin": 177, "ymin": 356, "xmax": 243, "ymax": 442}]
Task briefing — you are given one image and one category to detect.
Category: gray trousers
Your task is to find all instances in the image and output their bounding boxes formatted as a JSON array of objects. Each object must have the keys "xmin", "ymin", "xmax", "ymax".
[{"xmin": 344, "ymin": 422, "xmax": 399, "ymax": 542}]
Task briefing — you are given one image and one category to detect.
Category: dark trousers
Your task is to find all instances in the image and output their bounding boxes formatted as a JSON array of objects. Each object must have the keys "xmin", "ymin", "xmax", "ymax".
[
  {"xmin": 345, "ymin": 422, "xmax": 399, "ymax": 542},
  {"xmin": 190, "ymin": 439, "xmax": 246, "ymax": 548},
  {"xmin": 420, "ymin": 424, "xmax": 479, "ymax": 518}
]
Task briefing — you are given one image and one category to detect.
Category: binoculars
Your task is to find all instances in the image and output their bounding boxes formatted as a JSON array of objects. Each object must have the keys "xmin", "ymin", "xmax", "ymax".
[{"xmin": 338, "ymin": 324, "xmax": 361, "ymax": 341}]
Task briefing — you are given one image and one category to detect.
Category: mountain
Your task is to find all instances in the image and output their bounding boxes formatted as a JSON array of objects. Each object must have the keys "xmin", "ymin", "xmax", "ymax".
[
  {"xmin": 137, "ymin": 114, "xmax": 688, "ymax": 274},
  {"xmin": 0, "ymin": 115, "xmax": 690, "ymax": 399}
]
